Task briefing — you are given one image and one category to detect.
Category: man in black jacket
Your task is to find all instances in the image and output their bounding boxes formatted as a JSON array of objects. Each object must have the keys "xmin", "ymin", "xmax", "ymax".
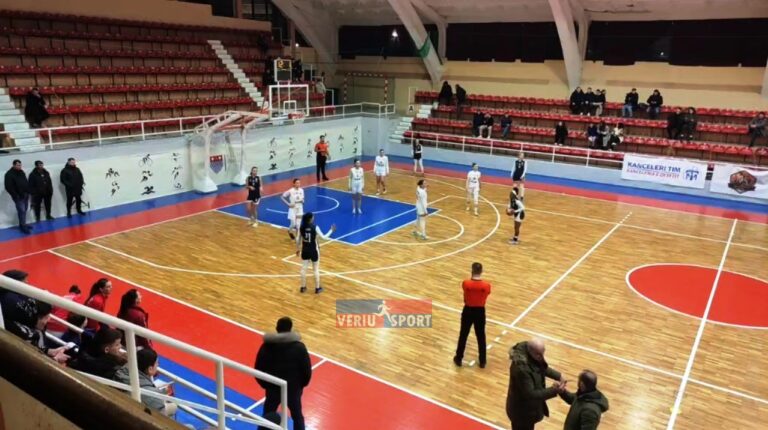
[
  {"xmin": 255, "ymin": 317, "xmax": 312, "ymax": 430},
  {"xmin": 28, "ymin": 160, "xmax": 54, "ymax": 222},
  {"xmin": 582, "ymin": 88, "xmax": 596, "ymax": 115},
  {"xmin": 455, "ymin": 84, "xmax": 467, "ymax": 119},
  {"xmin": 569, "ymin": 87, "xmax": 584, "ymax": 115},
  {"xmin": 666, "ymin": 108, "xmax": 683, "ymax": 140},
  {"xmin": 622, "ymin": 88, "xmax": 639, "ymax": 118},
  {"xmin": 60, "ymin": 157, "xmax": 85, "ymax": 217},
  {"xmin": 646, "ymin": 89, "xmax": 663, "ymax": 119},
  {"xmin": 4, "ymin": 159, "xmax": 33, "ymax": 233}
]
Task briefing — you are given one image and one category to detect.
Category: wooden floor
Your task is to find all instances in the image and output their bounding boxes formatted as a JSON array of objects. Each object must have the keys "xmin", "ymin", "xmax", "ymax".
[{"xmin": 56, "ymin": 170, "xmax": 768, "ymax": 429}]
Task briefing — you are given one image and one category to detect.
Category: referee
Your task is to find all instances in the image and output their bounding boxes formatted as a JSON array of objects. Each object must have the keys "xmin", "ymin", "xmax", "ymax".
[
  {"xmin": 314, "ymin": 135, "xmax": 330, "ymax": 182},
  {"xmin": 454, "ymin": 262, "xmax": 491, "ymax": 368}
]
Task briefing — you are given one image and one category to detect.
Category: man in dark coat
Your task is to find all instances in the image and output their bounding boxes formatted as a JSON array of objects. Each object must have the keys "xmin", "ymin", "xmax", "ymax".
[
  {"xmin": 506, "ymin": 339, "xmax": 565, "ymax": 430},
  {"xmin": 438, "ymin": 81, "xmax": 453, "ymax": 106},
  {"xmin": 569, "ymin": 87, "xmax": 584, "ymax": 115},
  {"xmin": 24, "ymin": 87, "xmax": 49, "ymax": 128},
  {"xmin": 666, "ymin": 108, "xmax": 683, "ymax": 140},
  {"xmin": 622, "ymin": 88, "xmax": 639, "ymax": 118},
  {"xmin": 28, "ymin": 160, "xmax": 54, "ymax": 222},
  {"xmin": 559, "ymin": 370, "xmax": 609, "ymax": 430},
  {"xmin": 646, "ymin": 89, "xmax": 664, "ymax": 119},
  {"xmin": 4, "ymin": 159, "xmax": 33, "ymax": 233},
  {"xmin": 455, "ymin": 84, "xmax": 467, "ymax": 118},
  {"xmin": 60, "ymin": 157, "xmax": 85, "ymax": 217},
  {"xmin": 255, "ymin": 317, "xmax": 312, "ymax": 430}
]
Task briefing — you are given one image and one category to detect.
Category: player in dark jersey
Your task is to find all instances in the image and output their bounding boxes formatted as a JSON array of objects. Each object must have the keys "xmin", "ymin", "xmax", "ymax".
[
  {"xmin": 511, "ymin": 152, "xmax": 527, "ymax": 200},
  {"xmin": 507, "ymin": 187, "xmax": 525, "ymax": 245},
  {"xmin": 245, "ymin": 166, "xmax": 263, "ymax": 227},
  {"xmin": 296, "ymin": 212, "xmax": 336, "ymax": 294},
  {"xmin": 412, "ymin": 138, "xmax": 424, "ymax": 175}
]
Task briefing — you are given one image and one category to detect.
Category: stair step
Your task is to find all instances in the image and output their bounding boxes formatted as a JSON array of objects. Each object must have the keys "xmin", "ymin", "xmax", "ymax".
[
  {"xmin": 0, "ymin": 95, "xmax": 10, "ymax": 103},
  {"xmin": 0, "ymin": 102, "xmax": 15, "ymax": 110},
  {"xmin": 416, "ymin": 113, "xmax": 430, "ymax": 119},
  {"xmin": 12, "ymin": 137, "xmax": 41, "ymax": 146},
  {"xmin": 388, "ymin": 137, "xmax": 403, "ymax": 145},
  {"xmin": 0, "ymin": 88, "xmax": 5, "ymax": 95},
  {"xmin": 10, "ymin": 130, "xmax": 38, "ymax": 139},
  {"xmin": 3, "ymin": 122, "xmax": 31, "ymax": 131},
  {"xmin": 401, "ymin": 117, "xmax": 414, "ymax": 123},
  {"xmin": 0, "ymin": 114, "xmax": 24, "ymax": 123}
]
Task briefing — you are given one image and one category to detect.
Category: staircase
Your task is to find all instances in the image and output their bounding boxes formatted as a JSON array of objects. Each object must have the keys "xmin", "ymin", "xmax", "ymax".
[
  {"xmin": 0, "ymin": 88, "xmax": 42, "ymax": 149},
  {"xmin": 208, "ymin": 40, "xmax": 265, "ymax": 108},
  {"xmin": 389, "ymin": 116, "xmax": 414, "ymax": 145}
]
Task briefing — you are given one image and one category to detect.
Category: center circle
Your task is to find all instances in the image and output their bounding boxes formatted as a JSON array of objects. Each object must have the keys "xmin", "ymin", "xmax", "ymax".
[{"xmin": 626, "ymin": 264, "xmax": 768, "ymax": 329}]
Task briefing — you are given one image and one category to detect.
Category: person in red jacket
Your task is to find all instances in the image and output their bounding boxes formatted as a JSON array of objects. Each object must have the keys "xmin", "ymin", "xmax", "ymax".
[
  {"xmin": 453, "ymin": 262, "xmax": 491, "ymax": 368},
  {"xmin": 47, "ymin": 285, "xmax": 82, "ymax": 337},
  {"xmin": 84, "ymin": 278, "xmax": 112, "ymax": 331},
  {"xmin": 117, "ymin": 289, "xmax": 152, "ymax": 348}
]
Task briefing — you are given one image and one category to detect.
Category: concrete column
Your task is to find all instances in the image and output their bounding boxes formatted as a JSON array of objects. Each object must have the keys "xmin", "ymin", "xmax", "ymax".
[
  {"xmin": 548, "ymin": 0, "xmax": 582, "ymax": 90},
  {"xmin": 386, "ymin": 0, "xmax": 444, "ymax": 84},
  {"xmin": 763, "ymin": 57, "xmax": 768, "ymax": 98}
]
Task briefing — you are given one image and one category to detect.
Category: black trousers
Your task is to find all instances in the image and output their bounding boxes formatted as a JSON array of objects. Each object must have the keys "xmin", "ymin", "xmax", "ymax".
[
  {"xmin": 65, "ymin": 190, "xmax": 83, "ymax": 215},
  {"xmin": 316, "ymin": 156, "xmax": 328, "ymax": 181},
  {"xmin": 455, "ymin": 306, "xmax": 486, "ymax": 364},
  {"xmin": 511, "ymin": 421, "xmax": 536, "ymax": 430},
  {"xmin": 263, "ymin": 387, "xmax": 304, "ymax": 430},
  {"xmin": 31, "ymin": 193, "xmax": 52, "ymax": 220},
  {"xmin": 667, "ymin": 126, "xmax": 680, "ymax": 140}
]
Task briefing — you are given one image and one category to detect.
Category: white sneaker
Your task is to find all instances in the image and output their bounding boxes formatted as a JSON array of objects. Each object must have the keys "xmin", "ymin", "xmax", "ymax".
[
  {"xmin": 383, "ymin": 190, "xmax": 387, "ymax": 195},
  {"xmin": 466, "ymin": 206, "xmax": 470, "ymax": 211},
  {"xmin": 474, "ymin": 209, "xmax": 478, "ymax": 216},
  {"xmin": 358, "ymin": 209, "xmax": 362, "ymax": 214},
  {"xmin": 376, "ymin": 192, "xmax": 380, "ymax": 196},
  {"xmin": 252, "ymin": 222, "xmax": 259, "ymax": 228},
  {"xmin": 353, "ymin": 209, "xmax": 357, "ymax": 214}
]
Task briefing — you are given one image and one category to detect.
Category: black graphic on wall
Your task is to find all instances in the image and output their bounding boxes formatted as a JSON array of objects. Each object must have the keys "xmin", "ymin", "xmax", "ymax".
[
  {"xmin": 105, "ymin": 168, "xmax": 120, "ymax": 179},
  {"xmin": 139, "ymin": 154, "xmax": 153, "ymax": 167},
  {"xmin": 138, "ymin": 154, "xmax": 155, "ymax": 198},
  {"xmin": 141, "ymin": 186, "xmax": 155, "ymax": 195},
  {"xmin": 288, "ymin": 137, "xmax": 296, "ymax": 167},
  {"xmin": 269, "ymin": 138, "xmax": 277, "ymax": 148},
  {"xmin": 105, "ymin": 168, "xmax": 121, "ymax": 198},
  {"xmin": 140, "ymin": 170, "xmax": 153, "ymax": 183},
  {"xmin": 110, "ymin": 181, "xmax": 120, "ymax": 197},
  {"xmin": 337, "ymin": 134, "xmax": 345, "ymax": 153},
  {"xmin": 269, "ymin": 163, "xmax": 277, "ymax": 171},
  {"xmin": 269, "ymin": 150, "xmax": 277, "ymax": 160},
  {"xmin": 306, "ymin": 138, "xmax": 313, "ymax": 159}
]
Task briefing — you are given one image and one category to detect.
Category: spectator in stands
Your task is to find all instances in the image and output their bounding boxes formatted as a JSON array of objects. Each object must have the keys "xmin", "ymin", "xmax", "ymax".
[
  {"xmin": 117, "ymin": 289, "xmax": 151, "ymax": 349},
  {"xmin": 554, "ymin": 121, "xmax": 568, "ymax": 146},
  {"xmin": 646, "ymin": 89, "xmax": 663, "ymax": 119},
  {"xmin": 47, "ymin": 285, "xmax": 82, "ymax": 337},
  {"xmin": 255, "ymin": 316, "xmax": 312, "ymax": 430},
  {"xmin": 60, "ymin": 313, "xmax": 88, "ymax": 350},
  {"xmin": 622, "ymin": 88, "xmax": 639, "ymax": 118},
  {"xmin": 28, "ymin": 160, "xmax": 54, "ymax": 223},
  {"xmin": 4, "ymin": 159, "xmax": 33, "ymax": 234},
  {"xmin": 666, "ymin": 108, "xmax": 683, "ymax": 140},
  {"xmin": 506, "ymin": 339, "xmax": 565, "ymax": 430},
  {"xmin": 607, "ymin": 123, "xmax": 625, "ymax": 151},
  {"xmin": 455, "ymin": 84, "xmax": 467, "ymax": 118},
  {"xmin": 115, "ymin": 348, "xmax": 177, "ymax": 417},
  {"xmin": 314, "ymin": 73, "xmax": 326, "ymax": 98},
  {"xmin": 479, "ymin": 113, "xmax": 494, "ymax": 139},
  {"xmin": 569, "ymin": 87, "xmax": 584, "ymax": 115},
  {"xmin": 593, "ymin": 89, "xmax": 606, "ymax": 117},
  {"xmin": 60, "ymin": 158, "xmax": 86, "ymax": 217},
  {"xmin": 501, "ymin": 114, "xmax": 513, "ymax": 139},
  {"xmin": 586, "ymin": 123, "xmax": 599, "ymax": 148},
  {"xmin": 472, "ymin": 111, "xmax": 484, "ymax": 137},
  {"xmin": 83, "ymin": 278, "xmax": 113, "ymax": 332},
  {"xmin": 438, "ymin": 81, "xmax": 453, "ymax": 106},
  {"xmin": 24, "ymin": 87, "xmax": 49, "ymax": 128},
  {"xmin": 748, "ymin": 112, "xmax": 767, "ymax": 147},
  {"xmin": 71, "ymin": 327, "xmax": 127, "ymax": 379},
  {"xmin": 596, "ymin": 121, "xmax": 609, "ymax": 149},
  {"xmin": 558, "ymin": 370, "xmax": 609, "ymax": 430},
  {"xmin": 583, "ymin": 87, "xmax": 596, "ymax": 115},
  {"xmin": 680, "ymin": 107, "xmax": 698, "ymax": 141}
]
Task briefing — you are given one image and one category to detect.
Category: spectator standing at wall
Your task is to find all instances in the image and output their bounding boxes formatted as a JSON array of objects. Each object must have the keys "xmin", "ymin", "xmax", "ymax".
[
  {"xmin": 115, "ymin": 348, "xmax": 178, "ymax": 417},
  {"xmin": 554, "ymin": 121, "xmax": 568, "ymax": 146},
  {"xmin": 117, "ymin": 289, "xmax": 152, "ymax": 349},
  {"xmin": 28, "ymin": 160, "xmax": 54, "ymax": 223},
  {"xmin": 582, "ymin": 88, "xmax": 596, "ymax": 116},
  {"xmin": 83, "ymin": 278, "xmax": 113, "ymax": 332},
  {"xmin": 501, "ymin": 114, "xmax": 513, "ymax": 139},
  {"xmin": 4, "ymin": 159, "xmax": 33, "ymax": 234},
  {"xmin": 455, "ymin": 84, "xmax": 467, "ymax": 118},
  {"xmin": 479, "ymin": 113, "xmax": 494, "ymax": 139},
  {"xmin": 438, "ymin": 81, "xmax": 453, "ymax": 106},
  {"xmin": 666, "ymin": 108, "xmax": 683, "ymax": 140},
  {"xmin": 680, "ymin": 107, "xmax": 698, "ymax": 141},
  {"xmin": 60, "ymin": 157, "xmax": 86, "ymax": 217},
  {"xmin": 24, "ymin": 87, "xmax": 49, "ymax": 128},
  {"xmin": 622, "ymin": 88, "xmax": 639, "ymax": 118},
  {"xmin": 558, "ymin": 370, "xmax": 609, "ymax": 430},
  {"xmin": 646, "ymin": 89, "xmax": 663, "ymax": 119},
  {"xmin": 594, "ymin": 89, "xmax": 606, "ymax": 117},
  {"xmin": 47, "ymin": 285, "xmax": 82, "ymax": 337},
  {"xmin": 255, "ymin": 317, "xmax": 312, "ymax": 430},
  {"xmin": 748, "ymin": 112, "xmax": 767, "ymax": 147},
  {"xmin": 569, "ymin": 87, "xmax": 584, "ymax": 115}
]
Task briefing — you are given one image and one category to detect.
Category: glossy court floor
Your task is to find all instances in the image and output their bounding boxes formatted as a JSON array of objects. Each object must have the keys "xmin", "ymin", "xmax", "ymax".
[{"xmin": 2, "ymin": 161, "xmax": 767, "ymax": 429}]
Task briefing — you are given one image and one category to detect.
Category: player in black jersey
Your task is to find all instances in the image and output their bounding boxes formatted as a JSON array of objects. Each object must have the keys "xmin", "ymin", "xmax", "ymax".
[
  {"xmin": 296, "ymin": 212, "xmax": 336, "ymax": 294},
  {"xmin": 507, "ymin": 187, "xmax": 526, "ymax": 245},
  {"xmin": 412, "ymin": 138, "xmax": 424, "ymax": 175},
  {"xmin": 511, "ymin": 152, "xmax": 527, "ymax": 200},
  {"xmin": 244, "ymin": 167, "xmax": 263, "ymax": 227}
]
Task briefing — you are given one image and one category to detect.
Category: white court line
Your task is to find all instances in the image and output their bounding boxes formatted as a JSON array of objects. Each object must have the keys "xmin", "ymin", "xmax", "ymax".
[
  {"xmin": 372, "ymin": 213, "xmax": 465, "ymax": 246},
  {"xmin": 509, "ymin": 211, "xmax": 633, "ymax": 327},
  {"xmin": 265, "ymin": 194, "xmax": 340, "ymax": 215},
  {"xmin": 244, "ymin": 358, "xmax": 327, "ymax": 412},
  {"xmin": 45, "ymin": 249, "xmax": 505, "ymax": 430},
  {"xmin": 667, "ymin": 219, "xmax": 738, "ymax": 429}
]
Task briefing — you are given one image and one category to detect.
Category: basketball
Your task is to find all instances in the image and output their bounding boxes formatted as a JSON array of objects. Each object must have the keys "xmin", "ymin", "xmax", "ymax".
[{"xmin": 506, "ymin": 207, "xmax": 513, "ymax": 216}]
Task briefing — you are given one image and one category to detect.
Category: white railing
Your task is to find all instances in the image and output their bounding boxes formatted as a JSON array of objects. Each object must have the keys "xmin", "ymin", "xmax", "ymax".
[
  {"xmin": 0, "ymin": 274, "xmax": 287, "ymax": 430},
  {"xmin": 0, "ymin": 102, "xmax": 396, "ymax": 152}
]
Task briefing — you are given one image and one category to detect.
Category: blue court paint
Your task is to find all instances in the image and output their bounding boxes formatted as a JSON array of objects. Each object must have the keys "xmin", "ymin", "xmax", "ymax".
[
  {"xmin": 217, "ymin": 186, "xmax": 437, "ymax": 245},
  {"xmin": 157, "ymin": 356, "xmax": 290, "ymax": 429}
]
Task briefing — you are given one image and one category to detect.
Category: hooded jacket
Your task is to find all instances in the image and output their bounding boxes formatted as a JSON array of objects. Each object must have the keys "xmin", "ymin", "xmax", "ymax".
[
  {"xmin": 254, "ymin": 331, "xmax": 312, "ymax": 391},
  {"xmin": 506, "ymin": 341, "xmax": 562, "ymax": 424},
  {"xmin": 560, "ymin": 389, "xmax": 610, "ymax": 430}
]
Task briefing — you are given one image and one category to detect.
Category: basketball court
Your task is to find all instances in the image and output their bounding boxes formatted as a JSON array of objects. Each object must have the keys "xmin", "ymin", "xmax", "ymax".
[{"xmin": 1, "ymin": 158, "xmax": 767, "ymax": 429}]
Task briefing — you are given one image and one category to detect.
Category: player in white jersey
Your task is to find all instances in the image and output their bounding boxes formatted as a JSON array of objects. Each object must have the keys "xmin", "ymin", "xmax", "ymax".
[
  {"xmin": 465, "ymin": 163, "xmax": 481, "ymax": 216},
  {"xmin": 349, "ymin": 159, "xmax": 365, "ymax": 214},
  {"xmin": 412, "ymin": 179, "xmax": 429, "ymax": 240},
  {"xmin": 374, "ymin": 149, "xmax": 390, "ymax": 195},
  {"xmin": 280, "ymin": 178, "xmax": 305, "ymax": 240}
]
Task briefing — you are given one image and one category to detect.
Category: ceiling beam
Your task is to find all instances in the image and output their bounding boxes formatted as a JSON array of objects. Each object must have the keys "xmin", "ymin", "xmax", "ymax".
[
  {"xmin": 762, "ymin": 58, "xmax": 768, "ymax": 99},
  {"xmin": 570, "ymin": 0, "xmax": 589, "ymax": 60},
  {"xmin": 410, "ymin": 0, "xmax": 447, "ymax": 59},
  {"xmin": 385, "ymin": 0, "xmax": 444, "ymax": 85},
  {"xmin": 271, "ymin": 0, "xmax": 337, "ymax": 75},
  {"xmin": 548, "ymin": 0, "xmax": 582, "ymax": 90}
]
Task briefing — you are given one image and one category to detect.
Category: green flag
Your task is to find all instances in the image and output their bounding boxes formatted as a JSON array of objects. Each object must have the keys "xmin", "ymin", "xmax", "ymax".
[{"xmin": 418, "ymin": 38, "xmax": 431, "ymax": 58}]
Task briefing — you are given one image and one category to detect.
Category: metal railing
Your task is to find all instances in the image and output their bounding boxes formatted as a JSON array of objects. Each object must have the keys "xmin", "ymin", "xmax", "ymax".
[
  {"xmin": 0, "ymin": 102, "xmax": 396, "ymax": 153},
  {"xmin": 0, "ymin": 274, "xmax": 287, "ymax": 430}
]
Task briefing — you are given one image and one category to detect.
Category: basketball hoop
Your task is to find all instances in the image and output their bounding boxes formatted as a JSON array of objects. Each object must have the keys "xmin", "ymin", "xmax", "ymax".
[{"xmin": 289, "ymin": 111, "xmax": 305, "ymax": 123}]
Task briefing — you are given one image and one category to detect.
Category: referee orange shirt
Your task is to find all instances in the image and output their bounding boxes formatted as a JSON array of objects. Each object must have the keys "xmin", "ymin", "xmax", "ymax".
[
  {"xmin": 462, "ymin": 278, "xmax": 491, "ymax": 307},
  {"xmin": 314, "ymin": 141, "xmax": 329, "ymax": 157}
]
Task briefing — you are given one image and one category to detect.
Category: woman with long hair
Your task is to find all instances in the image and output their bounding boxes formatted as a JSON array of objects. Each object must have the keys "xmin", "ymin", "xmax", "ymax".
[
  {"xmin": 84, "ymin": 278, "xmax": 112, "ymax": 331},
  {"xmin": 507, "ymin": 187, "xmax": 526, "ymax": 245},
  {"xmin": 244, "ymin": 166, "xmax": 263, "ymax": 227},
  {"xmin": 117, "ymin": 289, "xmax": 152, "ymax": 348},
  {"xmin": 374, "ymin": 149, "xmax": 390, "ymax": 195},
  {"xmin": 296, "ymin": 212, "xmax": 336, "ymax": 294}
]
